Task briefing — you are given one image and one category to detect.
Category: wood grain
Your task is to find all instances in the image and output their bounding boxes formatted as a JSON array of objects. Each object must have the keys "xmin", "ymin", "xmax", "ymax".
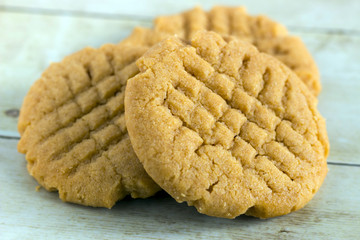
[
  {"xmin": 2, "ymin": 0, "xmax": 360, "ymax": 31},
  {"xmin": 301, "ymin": 32, "xmax": 360, "ymax": 165},
  {"xmin": 1, "ymin": 1, "xmax": 360, "ymax": 239}
]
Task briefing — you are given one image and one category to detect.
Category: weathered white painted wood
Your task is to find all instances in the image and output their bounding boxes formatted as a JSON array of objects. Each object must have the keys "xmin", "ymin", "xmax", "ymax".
[
  {"xmin": 1, "ymin": 2, "xmax": 360, "ymax": 239},
  {"xmin": 2, "ymin": 0, "xmax": 360, "ymax": 32},
  {"xmin": 1, "ymin": 138, "xmax": 359, "ymax": 239},
  {"xmin": 300, "ymin": 33, "xmax": 360, "ymax": 165}
]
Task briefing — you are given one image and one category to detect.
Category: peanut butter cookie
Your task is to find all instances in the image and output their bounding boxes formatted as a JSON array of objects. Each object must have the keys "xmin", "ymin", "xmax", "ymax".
[
  {"xmin": 153, "ymin": 6, "xmax": 321, "ymax": 96},
  {"xmin": 125, "ymin": 31, "xmax": 329, "ymax": 218},
  {"xmin": 18, "ymin": 44, "xmax": 161, "ymax": 208}
]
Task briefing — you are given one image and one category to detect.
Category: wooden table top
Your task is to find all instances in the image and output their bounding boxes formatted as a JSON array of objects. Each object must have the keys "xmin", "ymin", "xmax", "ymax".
[{"xmin": 1, "ymin": 0, "xmax": 359, "ymax": 239}]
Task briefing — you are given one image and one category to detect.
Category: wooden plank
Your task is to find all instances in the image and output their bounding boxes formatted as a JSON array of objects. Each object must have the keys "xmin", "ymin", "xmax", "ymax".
[
  {"xmin": 1, "ymin": 0, "xmax": 360, "ymax": 32},
  {"xmin": 1, "ymin": 1, "xmax": 359, "ymax": 239},
  {"xmin": 300, "ymin": 32, "xmax": 360, "ymax": 165},
  {"xmin": 1, "ymin": 138, "xmax": 359, "ymax": 239}
]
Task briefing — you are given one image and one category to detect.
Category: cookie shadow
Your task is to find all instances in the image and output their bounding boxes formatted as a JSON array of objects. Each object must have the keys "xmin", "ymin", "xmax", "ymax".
[{"xmin": 108, "ymin": 191, "xmax": 264, "ymax": 232}]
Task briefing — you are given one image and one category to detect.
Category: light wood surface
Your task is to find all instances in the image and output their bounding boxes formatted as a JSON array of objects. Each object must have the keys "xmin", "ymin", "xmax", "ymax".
[{"xmin": 1, "ymin": 1, "xmax": 359, "ymax": 239}]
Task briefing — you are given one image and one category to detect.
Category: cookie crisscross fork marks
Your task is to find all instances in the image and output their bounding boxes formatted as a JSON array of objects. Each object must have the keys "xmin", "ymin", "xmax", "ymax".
[
  {"xmin": 154, "ymin": 6, "xmax": 287, "ymax": 42},
  {"xmin": 130, "ymin": 31, "xmax": 328, "ymax": 218},
  {"xmin": 146, "ymin": 35, "xmax": 319, "ymax": 186},
  {"xmin": 19, "ymin": 47, "xmax": 128, "ymax": 168},
  {"xmin": 21, "ymin": 68, "xmax": 133, "ymax": 182},
  {"xmin": 26, "ymin": 50, "xmax": 138, "ymax": 142},
  {"xmin": 18, "ymin": 47, "xmax": 115, "ymax": 135},
  {"xmin": 17, "ymin": 44, "xmax": 161, "ymax": 207},
  {"xmin": 192, "ymin": 32, "xmax": 327, "ymax": 210},
  {"xmin": 160, "ymin": 44, "xmax": 303, "ymax": 209},
  {"xmin": 19, "ymin": 47, "xmax": 141, "ymax": 154},
  {"xmin": 190, "ymin": 32, "xmax": 326, "ymax": 165},
  {"xmin": 153, "ymin": 6, "xmax": 320, "ymax": 96}
]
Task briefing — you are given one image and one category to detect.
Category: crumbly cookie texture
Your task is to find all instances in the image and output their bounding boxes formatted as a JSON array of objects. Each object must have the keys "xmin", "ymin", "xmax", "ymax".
[
  {"xmin": 125, "ymin": 31, "xmax": 329, "ymax": 219},
  {"xmin": 153, "ymin": 6, "xmax": 321, "ymax": 96},
  {"xmin": 18, "ymin": 44, "xmax": 161, "ymax": 208}
]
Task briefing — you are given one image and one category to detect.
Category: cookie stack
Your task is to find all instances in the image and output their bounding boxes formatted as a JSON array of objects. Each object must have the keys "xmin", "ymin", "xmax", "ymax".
[{"xmin": 18, "ymin": 6, "xmax": 329, "ymax": 219}]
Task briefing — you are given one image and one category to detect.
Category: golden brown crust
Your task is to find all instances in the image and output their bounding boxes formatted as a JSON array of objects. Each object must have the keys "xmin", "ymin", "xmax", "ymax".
[
  {"xmin": 18, "ymin": 44, "xmax": 161, "ymax": 208},
  {"xmin": 153, "ymin": 6, "xmax": 321, "ymax": 96},
  {"xmin": 125, "ymin": 31, "xmax": 329, "ymax": 219}
]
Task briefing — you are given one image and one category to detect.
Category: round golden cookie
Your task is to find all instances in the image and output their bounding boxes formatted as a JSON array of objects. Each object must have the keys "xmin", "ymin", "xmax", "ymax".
[
  {"xmin": 153, "ymin": 6, "xmax": 321, "ymax": 96},
  {"xmin": 18, "ymin": 43, "xmax": 161, "ymax": 208},
  {"xmin": 125, "ymin": 31, "xmax": 329, "ymax": 219}
]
